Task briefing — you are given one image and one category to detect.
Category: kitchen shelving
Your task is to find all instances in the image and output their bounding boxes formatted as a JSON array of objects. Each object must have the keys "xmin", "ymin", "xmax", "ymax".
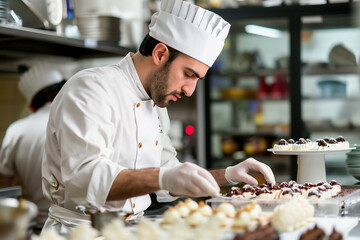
[{"xmin": 201, "ymin": 2, "xmax": 359, "ymax": 183}]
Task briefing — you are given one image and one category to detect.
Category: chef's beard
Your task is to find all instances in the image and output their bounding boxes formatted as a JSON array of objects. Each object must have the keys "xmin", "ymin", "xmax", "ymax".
[{"xmin": 149, "ymin": 61, "xmax": 182, "ymax": 108}]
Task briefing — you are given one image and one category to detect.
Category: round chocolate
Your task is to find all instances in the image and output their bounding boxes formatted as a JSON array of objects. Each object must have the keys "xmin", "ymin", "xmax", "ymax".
[
  {"xmin": 288, "ymin": 139, "xmax": 295, "ymax": 144},
  {"xmin": 282, "ymin": 188, "xmax": 293, "ymax": 196},
  {"xmin": 336, "ymin": 136, "xmax": 345, "ymax": 142},
  {"xmin": 317, "ymin": 139, "xmax": 327, "ymax": 147},
  {"xmin": 278, "ymin": 139, "xmax": 288, "ymax": 145},
  {"xmin": 308, "ymin": 188, "xmax": 321, "ymax": 198},
  {"xmin": 296, "ymin": 138, "xmax": 307, "ymax": 144},
  {"xmin": 329, "ymin": 180, "xmax": 340, "ymax": 186}
]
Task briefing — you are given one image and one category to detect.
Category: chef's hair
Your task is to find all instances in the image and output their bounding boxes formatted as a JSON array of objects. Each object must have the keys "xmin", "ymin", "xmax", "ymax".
[
  {"xmin": 139, "ymin": 33, "xmax": 180, "ymax": 64},
  {"xmin": 30, "ymin": 80, "xmax": 66, "ymax": 112}
]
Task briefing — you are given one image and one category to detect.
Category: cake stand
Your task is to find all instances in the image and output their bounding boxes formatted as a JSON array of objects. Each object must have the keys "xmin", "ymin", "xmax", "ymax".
[{"xmin": 267, "ymin": 148, "xmax": 355, "ymax": 184}]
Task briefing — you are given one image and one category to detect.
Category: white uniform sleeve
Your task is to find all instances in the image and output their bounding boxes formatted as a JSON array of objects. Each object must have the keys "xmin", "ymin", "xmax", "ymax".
[
  {"xmin": 0, "ymin": 124, "xmax": 18, "ymax": 176},
  {"xmin": 54, "ymin": 76, "xmax": 125, "ymax": 210}
]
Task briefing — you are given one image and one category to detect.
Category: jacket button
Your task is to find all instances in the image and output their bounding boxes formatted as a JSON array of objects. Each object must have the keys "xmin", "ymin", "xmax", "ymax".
[
  {"xmin": 136, "ymin": 103, "xmax": 141, "ymax": 108},
  {"xmin": 138, "ymin": 142, "xmax": 142, "ymax": 148},
  {"xmin": 153, "ymin": 103, "xmax": 156, "ymax": 107},
  {"xmin": 132, "ymin": 203, "xmax": 135, "ymax": 208},
  {"xmin": 155, "ymin": 140, "xmax": 158, "ymax": 146}
]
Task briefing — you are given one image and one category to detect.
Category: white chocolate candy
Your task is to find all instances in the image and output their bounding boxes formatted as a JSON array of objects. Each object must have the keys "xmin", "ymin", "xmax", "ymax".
[
  {"xmin": 163, "ymin": 207, "xmax": 181, "ymax": 224},
  {"xmin": 197, "ymin": 201, "xmax": 213, "ymax": 217},
  {"xmin": 186, "ymin": 211, "xmax": 206, "ymax": 227},
  {"xmin": 101, "ymin": 218, "xmax": 133, "ymax": 240},
  {"xmin": 137, "ymin": 219, "xmax": 163, "ymax": 240},
  {"xmin": 271, "ymin": 198, "xmax": 314, "ymax": 232},
  {"xmin": 184, "ymin": 198, "xmax": 199, "ymax": 211},
  {"xmin": 216, "ymin": 202, "xmax": 235, "ymax": 218},
  {"xmin": 176, "ymin": 201, "xmax": 191, "ymax": 218}
]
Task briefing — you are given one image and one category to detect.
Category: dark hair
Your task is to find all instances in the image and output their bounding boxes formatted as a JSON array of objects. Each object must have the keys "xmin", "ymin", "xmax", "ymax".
[
  {"xmin": 30, "ymin": 80, "xmax": 66, "ymax": 111},
  {"xmin": 139, "ymin": 33, "xmax": 180, "ymax": 64}
]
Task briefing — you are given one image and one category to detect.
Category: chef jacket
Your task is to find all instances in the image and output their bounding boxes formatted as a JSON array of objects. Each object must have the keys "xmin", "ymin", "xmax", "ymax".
[
  {"xmin": 42, "ymin": 53, "xmax": 181, "ymax": 233},
  {"xmin": 0, "ymin": 103, "xmax": 51, "ymax": 226}
]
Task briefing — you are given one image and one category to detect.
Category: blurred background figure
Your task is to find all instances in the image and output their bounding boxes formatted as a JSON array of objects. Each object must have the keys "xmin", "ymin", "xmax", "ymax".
[{"xmin": 0, "ymin": 62, "xmax": 66, "ymax": 231}]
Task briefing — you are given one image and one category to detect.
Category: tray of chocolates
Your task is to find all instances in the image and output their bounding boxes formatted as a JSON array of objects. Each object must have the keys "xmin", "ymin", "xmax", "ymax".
[{"xmin": 206, "ymin": 180, "xmax": 360, "ymax": 216}]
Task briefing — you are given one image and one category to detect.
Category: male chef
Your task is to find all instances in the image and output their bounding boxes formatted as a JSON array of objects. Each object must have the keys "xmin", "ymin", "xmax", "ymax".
[
  {"xmin": 42, "ymin": 0, "xmax": 275, "ymax": 234},
  {"xmin": 0, "ymin": 63, "xmax": 65, "ymax": 230}
]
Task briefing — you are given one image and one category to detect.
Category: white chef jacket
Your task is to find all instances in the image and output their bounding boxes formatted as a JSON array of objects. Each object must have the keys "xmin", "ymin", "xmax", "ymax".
[
  {"xmin": 42, "ymin": 53, "xmax": 181, "ymax": 234},
  {"xmin": 0, "ymin": 103, "xmax": 51, "ymax": 226}
]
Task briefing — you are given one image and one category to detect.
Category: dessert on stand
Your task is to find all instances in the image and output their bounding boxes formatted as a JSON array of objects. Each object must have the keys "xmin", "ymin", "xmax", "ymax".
[{"xmin": 268, "ymin": 136, "xmax": 354, "ymax": 184}]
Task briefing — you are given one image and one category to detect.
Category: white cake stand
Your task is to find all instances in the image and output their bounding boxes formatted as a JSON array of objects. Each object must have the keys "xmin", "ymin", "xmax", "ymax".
[{"xmin": 267, "ymin": 148, "xmax": 355, "ymax": 184}]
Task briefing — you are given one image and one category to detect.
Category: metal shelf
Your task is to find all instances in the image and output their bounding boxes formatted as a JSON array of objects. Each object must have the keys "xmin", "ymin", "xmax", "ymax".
[
  {"xmin": 211, "ymin": 69, "xmax": 288, "ymax": 78},
  {"xmin": 211, "ymin": 97, "xmax": 289, "ymax": 103},
  {"xmin": 210, "ymin": 3, "xmax": 354, "ymax": 21},
  {"xmin": 303, "ymin": 66, "xmax": 360, "ymax": 75},
  {"xmin": 0, "ymin": 25, "xmax": 135, "ymax": 59},
  {"xmin": 302, "ymin": 97, "xmax": 360, "ymax": 101},
  {"xmin": 305, "ymin": 125, "xmax": 360, "ymax": 133},
  {"xmin": 211, "ymin": 129, "xmax": 289, "ymax": 138}
]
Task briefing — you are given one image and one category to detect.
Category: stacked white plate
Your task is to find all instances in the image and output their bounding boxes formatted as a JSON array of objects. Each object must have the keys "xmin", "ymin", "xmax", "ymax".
[
  {"xmin": 346, "ymin": 145, "xmax": 360, "ymax": 181},
  {"xmin": 0, "ymin": 0, "xmax": 9, "ymax": 23},
  {"xmin": 76, "ymin": 15, "xmax": 121, "ymax": 42}
]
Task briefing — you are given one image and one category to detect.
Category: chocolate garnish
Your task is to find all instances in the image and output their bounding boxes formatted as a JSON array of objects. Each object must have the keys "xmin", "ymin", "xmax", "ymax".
[
  {"xmin": 282, "ymin": 188, "xmax": 294, "ymax": 196},
  {"xmin": 299, "ymin": 225, "xmax": 326, "ymax": 240},
  {"xmin": 259, "ymin": 187, "xmax": 271, "ymax": 194},
  {"xmin": 308, "ymin": 189, "xmax": 321, "ymax": 198},
  {"xmin": 316, "ymin": 181, "xmax": 325, "ymax": 186},
  {"xmin": 328, "ymin": 227, "xmax": 343, "ymax": 240},
  {"xmin": 279, "ymin": 182, "xmax": 289, "ymax": 188},
  {"xmin": 233, "ymin": 223, "xmax": 279, "ymax": 240},
  {"xmin": 242, "ymin": 185, "xmax": 255, "ymax": 193},
  {"xmin": 317, "ymin": 139, "xmax": 327, "ymax": 147},
  {"xmin": 278, "ymin": 139, "xmax": 288, "ymax": 145},
  {"xmin": 336, "ymin": 136, "xmax": 345, "ymax": 142},
  {"xmin": 329, "ymin": 180, "xmax": 340, "ymax": 186},
  {"xmin": 288, "ymin": 139, "xmax": 295, "ymax": 144},
  {"xmin": 296, "ymin": 138, "xmax": 307, "ymax": 144}
]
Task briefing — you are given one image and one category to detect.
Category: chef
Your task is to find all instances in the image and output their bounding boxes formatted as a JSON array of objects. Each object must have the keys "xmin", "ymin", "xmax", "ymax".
[
  {"xmin": 42, "ymin": 0, "xmax": 275, "ymax": 234},
  {"xmin": 0, "ymin": 62, "xmax": 65, "ymax": 230}
]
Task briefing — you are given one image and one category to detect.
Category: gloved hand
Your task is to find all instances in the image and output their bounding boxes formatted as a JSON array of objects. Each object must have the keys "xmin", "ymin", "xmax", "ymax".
[
  {"xmin": 225, "ymin": 158, "xmax": 276, "ymax": 185},
  {"xmin": 159, "ymin": 162, "xmax": 220, "ymax": 197}
]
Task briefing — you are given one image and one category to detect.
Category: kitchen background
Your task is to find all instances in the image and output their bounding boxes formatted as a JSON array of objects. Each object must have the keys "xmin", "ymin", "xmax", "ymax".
[{"xmin": 1, "ymin": 0, "xmax": 360, "ymax": 185}]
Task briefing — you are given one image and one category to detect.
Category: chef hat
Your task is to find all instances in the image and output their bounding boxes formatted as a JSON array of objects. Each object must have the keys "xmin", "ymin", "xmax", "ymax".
[
  {"xmin": 149, "ymin": 0, "xmax": 230, "ymax": 67},
  {"xmin": 19, "ymin": 63, "xmax": 63, "ymax": 103}
]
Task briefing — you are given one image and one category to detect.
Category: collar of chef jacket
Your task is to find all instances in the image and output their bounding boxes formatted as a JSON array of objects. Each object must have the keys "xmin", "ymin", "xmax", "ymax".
[{"xmin": 124, "ymin": 53, "xmax": 150, "ymax": 101}]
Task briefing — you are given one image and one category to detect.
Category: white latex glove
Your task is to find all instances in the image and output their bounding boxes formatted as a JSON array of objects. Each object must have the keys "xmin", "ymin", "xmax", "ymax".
[
  {"xmin": 225, "ymin": 158, "xmax": 276, "ymax": 185},
  {"xmin": 159, "ymin": 162, "xmax": 220, "ymax": 197}
]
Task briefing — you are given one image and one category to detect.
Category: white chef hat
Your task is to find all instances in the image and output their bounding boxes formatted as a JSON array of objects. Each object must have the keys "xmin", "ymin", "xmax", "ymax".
[
  {"xmin": 19, "ymin": 63, "xmax": 63, "ymax": 103},
  {"xmin": 149, "ymin": 0, "xmax": 230, "ymax": 67}
]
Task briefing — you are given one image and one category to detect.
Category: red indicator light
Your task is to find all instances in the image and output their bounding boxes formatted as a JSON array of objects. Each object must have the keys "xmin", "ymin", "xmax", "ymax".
[{"xmin": 185, "ymin": 125, "xmax": 195, "ymax": 135}]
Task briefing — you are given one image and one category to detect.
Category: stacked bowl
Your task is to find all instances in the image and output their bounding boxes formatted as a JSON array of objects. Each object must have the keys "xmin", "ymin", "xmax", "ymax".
[
  {"xmin": 0, "ymin": 0, "xmax": 9, "ymax": 23},
  {"xmin": 345, "ymin": 144, "xmax": 360, "ymax": 181},
  {"xmin": 0, "ymin": 198, "xmax": 37, "ymax": 240},
  {"xmin": 76, "ymin": 15, "xmax": 121, "ymax": 42}
]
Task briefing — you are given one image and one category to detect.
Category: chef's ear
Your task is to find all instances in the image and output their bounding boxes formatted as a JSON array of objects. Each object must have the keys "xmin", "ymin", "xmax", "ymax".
[{"xmin": 152, "ymin": 43, "xmax": 170, "ymax": 66}]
